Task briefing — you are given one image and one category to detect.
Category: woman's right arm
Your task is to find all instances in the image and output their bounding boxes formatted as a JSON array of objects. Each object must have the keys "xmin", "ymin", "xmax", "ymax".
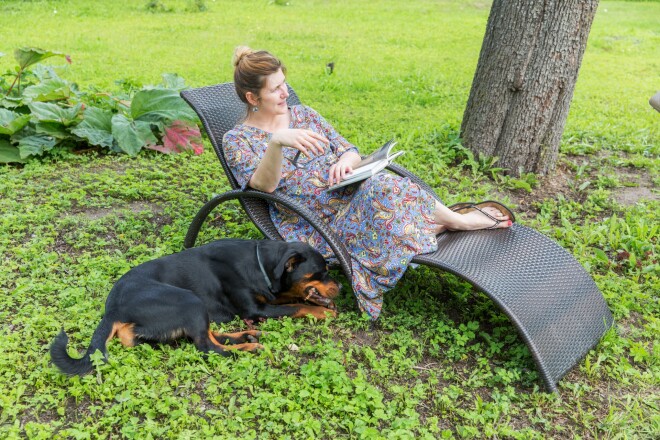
[{"xmin": 249, "ymin": 129, "xmax": 328, "ymax": 193}]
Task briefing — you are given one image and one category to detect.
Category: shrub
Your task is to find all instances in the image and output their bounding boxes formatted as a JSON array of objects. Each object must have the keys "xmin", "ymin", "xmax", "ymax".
[{"xmin": 0, "ymin": 47, "xmax": 202, "ymax": 164}]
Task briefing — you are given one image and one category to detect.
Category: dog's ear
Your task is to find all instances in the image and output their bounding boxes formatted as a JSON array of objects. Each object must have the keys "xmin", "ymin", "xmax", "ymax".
[
  {"xmin": 284, "ymin": 254, "xmax": 304, "ymax": 273},
  {"xmin": 275, "ymin": 250, "xmax": 303, "ymax": 275},
  {"xmin": 271, "ymin": 249, "xmax": 304, "ymax": 292}
]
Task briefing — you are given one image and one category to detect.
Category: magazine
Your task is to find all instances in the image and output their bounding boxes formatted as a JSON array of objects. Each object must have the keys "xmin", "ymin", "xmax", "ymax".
[{"xmin": 326, "ymin": 139, "xmax": 404, "ymax": 191}]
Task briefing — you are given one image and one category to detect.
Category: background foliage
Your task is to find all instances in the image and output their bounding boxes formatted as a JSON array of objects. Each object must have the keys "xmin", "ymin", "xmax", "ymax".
[
  {"xmin": 0, "ymin": 47, "xmax": 202, "ymax": 163},
  {"xmin": 1, "ymin": 0, "xmax": 658, "ymax": 438}
]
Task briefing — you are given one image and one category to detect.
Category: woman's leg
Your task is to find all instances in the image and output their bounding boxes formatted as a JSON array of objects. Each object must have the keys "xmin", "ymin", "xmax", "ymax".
[{"xmin": 432, "ymin": 201, "xmax": 512, "ymax": 234}]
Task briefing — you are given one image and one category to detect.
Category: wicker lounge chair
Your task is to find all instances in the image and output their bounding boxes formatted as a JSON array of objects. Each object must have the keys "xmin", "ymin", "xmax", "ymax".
[{"xmin": 180, "ymin": 83, "xmax": 613, "ymax": 393}]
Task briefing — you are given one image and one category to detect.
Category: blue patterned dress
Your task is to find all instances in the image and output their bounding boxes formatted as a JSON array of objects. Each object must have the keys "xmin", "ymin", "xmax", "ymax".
[{"xmin": 223, "ymin": 105, "xmax": 438, "ymax": 319}]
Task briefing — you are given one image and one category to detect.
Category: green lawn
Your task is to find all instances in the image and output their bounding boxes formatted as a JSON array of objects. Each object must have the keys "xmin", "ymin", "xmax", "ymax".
[{"xmin": 1, "ymin": 0, "xmax": 658, "ymax": 438}]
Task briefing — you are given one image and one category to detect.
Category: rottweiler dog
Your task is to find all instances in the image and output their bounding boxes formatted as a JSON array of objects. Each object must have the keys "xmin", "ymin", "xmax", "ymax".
[{"xmin": 50, "ymin": 239, "xmax": 341, "ymax": 375}]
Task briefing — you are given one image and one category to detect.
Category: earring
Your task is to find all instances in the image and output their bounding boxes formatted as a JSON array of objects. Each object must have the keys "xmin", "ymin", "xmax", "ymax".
[{"xmin": 252, "ymin": 106, "xmax": 259, "ymax": 112}]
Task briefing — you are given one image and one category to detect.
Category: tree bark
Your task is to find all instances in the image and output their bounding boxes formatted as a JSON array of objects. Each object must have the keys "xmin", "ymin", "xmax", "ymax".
[{"xmin": 461, "ymin": 0, "xmax": 599, "ymax": 176}]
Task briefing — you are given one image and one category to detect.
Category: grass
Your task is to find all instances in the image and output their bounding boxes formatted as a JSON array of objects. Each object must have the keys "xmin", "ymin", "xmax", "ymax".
[{"xmin": 1, "ymin": 0, "xmax": 659, "ymax": 438}]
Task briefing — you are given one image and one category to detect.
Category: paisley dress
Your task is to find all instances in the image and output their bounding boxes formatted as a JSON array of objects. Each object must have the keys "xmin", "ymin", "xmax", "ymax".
[{"xmin": 223, "ymin": 105, "xmax": 438, "ymax": 319}]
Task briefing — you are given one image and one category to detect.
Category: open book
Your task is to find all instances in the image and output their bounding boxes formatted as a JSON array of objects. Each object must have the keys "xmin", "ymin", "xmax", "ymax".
[{"xmin": 327, "ymin": 139, "xmax": 404, "ymax": 191}]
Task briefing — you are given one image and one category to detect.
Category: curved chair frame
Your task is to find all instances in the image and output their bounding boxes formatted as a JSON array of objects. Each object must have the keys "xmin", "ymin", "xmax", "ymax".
[{"xmin": 181, "ymin": 83, "xmax": 613, "ymax": 393}]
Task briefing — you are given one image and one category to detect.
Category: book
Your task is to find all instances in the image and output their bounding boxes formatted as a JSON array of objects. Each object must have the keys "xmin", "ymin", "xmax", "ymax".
[{"xmin": 326, "ymin": 139, "xmax": 404, "ymax": 191}]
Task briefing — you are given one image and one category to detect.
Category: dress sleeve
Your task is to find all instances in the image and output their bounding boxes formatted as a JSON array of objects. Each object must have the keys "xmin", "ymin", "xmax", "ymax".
[
  {"xmin": 222, "ymin": 130, "xmax": 259, "ymax": 190},
  {"xmin": 304, "ymin": 106, "xmax": 360, "ymax": 157}
]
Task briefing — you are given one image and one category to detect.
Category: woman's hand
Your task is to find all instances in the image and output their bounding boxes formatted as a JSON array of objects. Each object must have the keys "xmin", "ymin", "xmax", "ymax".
[
  {"xmin": 270, "ymin": 129, "xmax": 328, "ymax": 158},
  {"xmin": 328, "ymin": 151, "xmax": 362, "ymax": 187},
  {"xmin": 250, "ymin": 129, "xmax": 329, "ymax": 193}
]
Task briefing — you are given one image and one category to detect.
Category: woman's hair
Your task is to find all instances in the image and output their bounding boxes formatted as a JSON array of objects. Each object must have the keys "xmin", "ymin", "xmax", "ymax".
[{"xmin": 232, "ymin": 46, "xmax": 286, "ymax": 105}]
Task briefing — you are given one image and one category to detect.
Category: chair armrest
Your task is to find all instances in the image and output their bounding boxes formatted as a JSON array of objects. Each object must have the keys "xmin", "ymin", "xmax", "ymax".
[{"xmin": 184, "ymin": 189, "xmax": 353, "ymax": 279}]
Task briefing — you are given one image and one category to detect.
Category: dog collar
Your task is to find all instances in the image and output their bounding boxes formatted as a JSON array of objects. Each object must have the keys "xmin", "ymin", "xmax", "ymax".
[{"xmin": 256, "ymin": 243, "xmax": 274, "ymax": 294}]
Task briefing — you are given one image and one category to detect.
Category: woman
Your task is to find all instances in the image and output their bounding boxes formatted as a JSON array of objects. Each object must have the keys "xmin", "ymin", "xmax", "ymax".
[{"xmin": 223, "ymin": 47, "xmax": 512, "ymax": 319}]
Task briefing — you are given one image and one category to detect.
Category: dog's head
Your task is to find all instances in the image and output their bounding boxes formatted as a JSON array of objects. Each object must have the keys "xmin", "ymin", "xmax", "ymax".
[{"xmin": 270, "ymin": 242, "xmax": 341, "ymax": 306}]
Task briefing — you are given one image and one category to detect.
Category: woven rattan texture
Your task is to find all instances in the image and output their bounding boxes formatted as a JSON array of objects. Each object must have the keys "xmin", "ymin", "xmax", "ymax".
[
  {"xmin": 181, "ymin": 83, "xmax": 301, "ymax": 240},
  {"xmin": 413, "ymin": 224, "xmax": 613, "ymax": 389},
  {"xmin": 182, "ymin": 82, "xmax": 614, "ymax": 392}
]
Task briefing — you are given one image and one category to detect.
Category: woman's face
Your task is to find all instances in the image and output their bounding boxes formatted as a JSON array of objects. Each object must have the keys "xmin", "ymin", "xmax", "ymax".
[{"xmin": 256, "ymin": 69, "xmax": 289, "ymax": 116}]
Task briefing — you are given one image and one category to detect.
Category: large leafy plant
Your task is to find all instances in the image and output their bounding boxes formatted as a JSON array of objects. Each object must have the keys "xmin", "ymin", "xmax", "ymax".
[{"xmin": 0, "ymin": 47, "xmax": 202, "ymax": 164}]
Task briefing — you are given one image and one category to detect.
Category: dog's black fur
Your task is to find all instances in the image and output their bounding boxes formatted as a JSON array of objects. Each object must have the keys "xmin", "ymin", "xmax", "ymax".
[{"xmin": 50, "ymin": 239, "xmax": 341, "ymax": 375}]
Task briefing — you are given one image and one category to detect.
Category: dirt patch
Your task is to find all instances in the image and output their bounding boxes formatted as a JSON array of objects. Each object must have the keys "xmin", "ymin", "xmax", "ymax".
[
  {"xmin": 53, "ymin": 201, "xmax": 172, "ymax": 256},
  {"xmin": 615, "ymin": 186, "xmax": 657, "ymax": 205},
  {"xmin": 489, "ymin": 163, "xmax": 579, "ymax": 219},
  {"xmin": 86, "ymin": 160, "xmax": 129, "ymax": 176},
  {"xmin": 351, "ymin": 328, "xmax": 381, "ymax": 347},
  {"xmin": 128, "ymin": 201, "xmax": 164, "ymax": 215},
  {"xmin": 492, "ymin": 159, "xmax": 657, "ymax": 220},
  {"xmin": 611, "ymin": 168, "xmax": 658, "ymax": 206},
  {"xmin": 79, "ymin": 207, "xmax": 114, "ymax": 221},
  {"xmin": 521, "ymin": 164, "xmax": 577, "ymax": 209},
  {"xmin": 616, "ymin": 310, "xmax": 647, "ymax": 338}
]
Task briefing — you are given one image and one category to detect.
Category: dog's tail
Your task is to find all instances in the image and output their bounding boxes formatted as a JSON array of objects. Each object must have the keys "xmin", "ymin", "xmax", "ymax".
[{"xmin": 50, "ymin": 317, "xmax": 114, "ymax": 376}]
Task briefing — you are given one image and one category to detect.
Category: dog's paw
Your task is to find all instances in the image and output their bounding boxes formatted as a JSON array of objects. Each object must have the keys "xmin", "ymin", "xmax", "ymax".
[
  {"xmin": 242, "ymin": 342, "xmax": 264, "ymax": 352},
  {"xmin": 216, "ymin": 329, "xmax": 263, "ymax": 344}
]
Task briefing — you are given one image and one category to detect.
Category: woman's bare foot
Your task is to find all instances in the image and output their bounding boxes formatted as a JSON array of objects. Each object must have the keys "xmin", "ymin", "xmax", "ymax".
[
  {"xmin": 432, "ymin": 201, "xmax": 513, "ymax": 233},
  {"xmin": 459, "ymin": 206, "xmax": 511, "ymax": 230}
]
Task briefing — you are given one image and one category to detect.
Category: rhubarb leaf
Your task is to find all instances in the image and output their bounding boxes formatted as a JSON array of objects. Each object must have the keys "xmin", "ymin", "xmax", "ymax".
[
  {"xmin": 147, "ymin": 120, "xmax": 203, "ymax": 155},
  {"xmin": 0, "ymin": 139, "xmax": 26, "ymax": 163},
  {"xmin": 111, "ymin": 114, "xmax": 157, "ymax": 156},
  {"xmin": 28, "ymin": 102, "xmax": 82, "ymax": 126},
  {"xmin": 130, "ymin": 89, "xmax": 197, "ymax": 123},
  {"xmin": 71, "ymin": 107, "xmax": 114, "ymax": 148},
  {"xmin": 14, "ymin": 47, "xmax": 68, "ymax": 70},
  {"xmin": 0, "ymin": 109, "xmax": 31, "ymax": 135}
]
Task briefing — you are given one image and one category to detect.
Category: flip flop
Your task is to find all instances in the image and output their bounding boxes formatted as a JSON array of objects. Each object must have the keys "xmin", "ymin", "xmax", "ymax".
[
  {"xmin": 448, "ymin": 201, "xmax": 477, "ymax": 212},
  {"xmin": 448, "ymin": 200, "xmax": 516, "ymax": 229}
]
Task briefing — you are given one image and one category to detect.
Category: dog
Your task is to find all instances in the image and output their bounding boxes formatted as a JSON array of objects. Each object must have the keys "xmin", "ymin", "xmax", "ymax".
[{"xmin": 50, "ymin": 239, "xmax": 341, "ymax": 375}]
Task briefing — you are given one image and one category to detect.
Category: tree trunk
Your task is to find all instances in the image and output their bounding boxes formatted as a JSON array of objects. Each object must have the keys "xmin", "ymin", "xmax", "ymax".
[{"xmin": 461, "ymin": 0, "xmax": 599, "ymax": 176}]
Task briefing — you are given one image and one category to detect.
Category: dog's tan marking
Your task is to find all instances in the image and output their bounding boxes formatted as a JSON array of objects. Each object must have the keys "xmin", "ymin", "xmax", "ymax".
[
  {"xmin": 208, "ymin": 330, "xmax": 263, "ymax": 351},
  {"xmin": 207, "ymin": 330, "xmax": 222, "ymax": 346},
  {"xmin": 224, "ymin": 342, "xmax": 263, "ymax": 352},
  {"xmin": 213, "ymin": 330, "xmax": 261, "ymax": 340},
  {"xmin": 306, "ymin": 280, "xmax": 339, "ymax": 299},
  {"xmin": 281, "ymin": 275, "xmax": 340, "ymax": 303},
  {"xmin": 291, "ymin": 305, "xmax": 337, "ymax": 319},
  {"xmin": 109, "ymin": 322, "xmax": 136, "ymax": 347}
]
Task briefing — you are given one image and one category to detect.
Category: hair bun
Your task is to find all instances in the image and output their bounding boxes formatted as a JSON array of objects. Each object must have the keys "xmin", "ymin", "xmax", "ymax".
[{"xmin": 232, "ymin": 46, "xmax": 254, "ymax": 67}]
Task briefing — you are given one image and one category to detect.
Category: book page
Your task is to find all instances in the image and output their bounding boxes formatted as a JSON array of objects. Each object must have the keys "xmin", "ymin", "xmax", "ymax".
[
  {"xmin": 356, "ymin": 139, "xmax": 396, "ymax": 168},
  {"xmin": 352, "ymin": 159, "xmax": 385, "ymax": 175},
  {"xmin": 326, "ymin": 158, "xmax": 391, "ymax": 191},
  {"xmin": 326, "ymin": 139, "xmax": 402, "ymax": 191}
]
